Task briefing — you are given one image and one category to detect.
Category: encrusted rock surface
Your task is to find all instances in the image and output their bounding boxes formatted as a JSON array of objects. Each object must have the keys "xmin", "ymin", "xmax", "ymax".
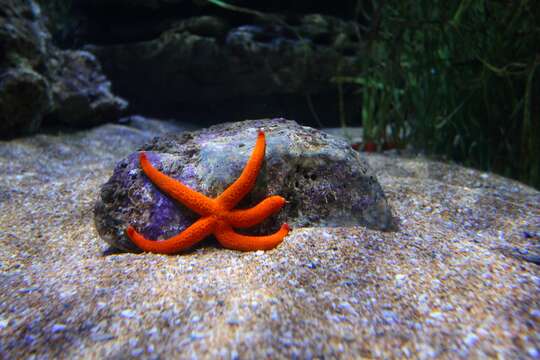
[
  {"xmin": 1, "ymin": 118, "xmax": 539, "ymax": 358},
  {"xmin": 94, "ymin": 119, "xmax": 392, "ymax": 251}
]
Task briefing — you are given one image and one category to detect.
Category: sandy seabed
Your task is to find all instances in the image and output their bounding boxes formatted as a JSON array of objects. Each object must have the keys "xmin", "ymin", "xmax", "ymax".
[{"xmin": 1, "ymin": 120, "xmax": 539, "ymax": 359}]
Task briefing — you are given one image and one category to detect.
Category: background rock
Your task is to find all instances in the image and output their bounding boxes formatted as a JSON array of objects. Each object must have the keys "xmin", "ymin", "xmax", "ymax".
[
  {"xmin": 0, "ymin": 0, "xmax": 52, "ymax": 136},
  {"xmin": 45, "ymin": 0, "xmax": 363, "ymax": 128},
  {"xmin": 85, "ymin": 14, "xmax": 360, "ymax": 127},
  {"xmin": 94, "ymin": 118, "xmax": 392, "ymax": 251},
  {"xmin": 46, "ymin": 50, "xmax": 127, "ymax": 127},
  {"xmin": 1, "ymin": 118, "xmax": 538, "ymax": 358},
  {"xmin": 0, "ymin": 0, "xmax": 126, "ymax": 138},
  {"xmin": 0, "ymin": 67, "xmax": 51, "ymax": 135},
  {"xmin": 2, "ymin": 0, "xmax": 365, "ymax": 138}
]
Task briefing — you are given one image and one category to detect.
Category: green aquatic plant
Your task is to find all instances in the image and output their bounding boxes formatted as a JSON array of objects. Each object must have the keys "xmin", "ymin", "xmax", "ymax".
[{"xmin": 338, "ymin": 0, "xmax": 540, "ymax": 188}]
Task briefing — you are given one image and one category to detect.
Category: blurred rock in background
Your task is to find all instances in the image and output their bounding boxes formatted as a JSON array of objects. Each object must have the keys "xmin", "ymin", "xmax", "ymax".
[
  {"xmin": 0, "ymin": 0, "xmax": 127, "ymax": 138},
  {"xmin": 42, "ymin": 0, "xmax": 363, "ymax": 129}
]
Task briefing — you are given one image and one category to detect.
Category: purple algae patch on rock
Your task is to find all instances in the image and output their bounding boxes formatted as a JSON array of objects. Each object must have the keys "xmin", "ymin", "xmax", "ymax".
[
  {"xmin": 94, "ymin": 118, "xmax": 394, "ymax": 251},
  {"xmin": 94, "ymin": 151, "xmax": 197, "ymax": 251}
]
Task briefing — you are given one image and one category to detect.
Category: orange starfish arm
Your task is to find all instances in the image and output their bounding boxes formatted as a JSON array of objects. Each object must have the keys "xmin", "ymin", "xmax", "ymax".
[
  {"xmin": 214, "ymin": 222, "xmax": 290, "ymax": 251},
  {"xmin": 139, "ymin": 152, "xmax": 216, "ymax": 216},
  {"xmin": 217, "ymin": 131, "xmax": 266, "ymax": 208},
  {"xmin": 126, "ymin": 217, "xmax": 217, "ymax": 254},
  {"xmin": 224, "ymin": 195, "xmax": 286, "ymax": 228},
  {"xmin": 127, "ymin": 131, "xmax": 289, "ymax": 254}
]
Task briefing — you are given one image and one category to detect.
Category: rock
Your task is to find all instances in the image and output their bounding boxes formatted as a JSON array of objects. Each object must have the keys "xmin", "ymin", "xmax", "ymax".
[
  {"xmin": 0, "ymin": 67, "xmax": 52, "ymax": 135},
  {"xmin": 26, "ymin": 2, "xmax": 364, "ymax": 130},
  {"xmin": 0, "ymin": 0, "xmax": 127, "ymax": 138},
  {"xmin": 85, "ymin": 12, "xmax": 360, "ymax": 127},
  {"xmin": 94, "ymin": 118, "xmax": 393, "ymax": 251},
  {"xmin": 0, "ymin": 0, "xmax": 48, "ymax": 65},
  {"xmin": 0, "ymin": 0, "xmax": 52, "ymax": 136},
  {"xmin": 1, "ymin": 118, "xmax": 539, "ymax": 358},
  {"xmin": 47, "ymin": 50, "xmax": 128, "ymax": 127}
]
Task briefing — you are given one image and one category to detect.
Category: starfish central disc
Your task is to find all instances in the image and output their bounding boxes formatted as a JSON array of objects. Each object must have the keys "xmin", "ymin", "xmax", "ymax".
[{"xmin": 126, "ymin": 130, "xmax": 290, "ymax": 254}]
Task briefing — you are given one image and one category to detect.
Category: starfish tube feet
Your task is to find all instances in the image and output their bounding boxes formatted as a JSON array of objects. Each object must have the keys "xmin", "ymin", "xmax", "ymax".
[{"xmin": 215, "ymin": 222, "xmax": 290, "ymax": 251}]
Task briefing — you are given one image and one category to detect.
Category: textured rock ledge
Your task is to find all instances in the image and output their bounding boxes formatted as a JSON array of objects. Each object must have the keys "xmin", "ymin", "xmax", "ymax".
[{"xmin": 95, "ymin": 118, "xmax": 393, "ymax": 251}]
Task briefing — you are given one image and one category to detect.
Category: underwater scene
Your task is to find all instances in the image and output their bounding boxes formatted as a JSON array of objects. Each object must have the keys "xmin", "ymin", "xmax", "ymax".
[{"xmin": 1, "ymin": 0, "xmax": 539, "ymax": 358}]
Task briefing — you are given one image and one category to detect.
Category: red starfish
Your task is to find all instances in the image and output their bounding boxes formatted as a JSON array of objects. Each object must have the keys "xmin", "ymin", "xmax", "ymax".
[{"xmin": 126, "ymin": 130, "xmax": 290, "ymax": 254}]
